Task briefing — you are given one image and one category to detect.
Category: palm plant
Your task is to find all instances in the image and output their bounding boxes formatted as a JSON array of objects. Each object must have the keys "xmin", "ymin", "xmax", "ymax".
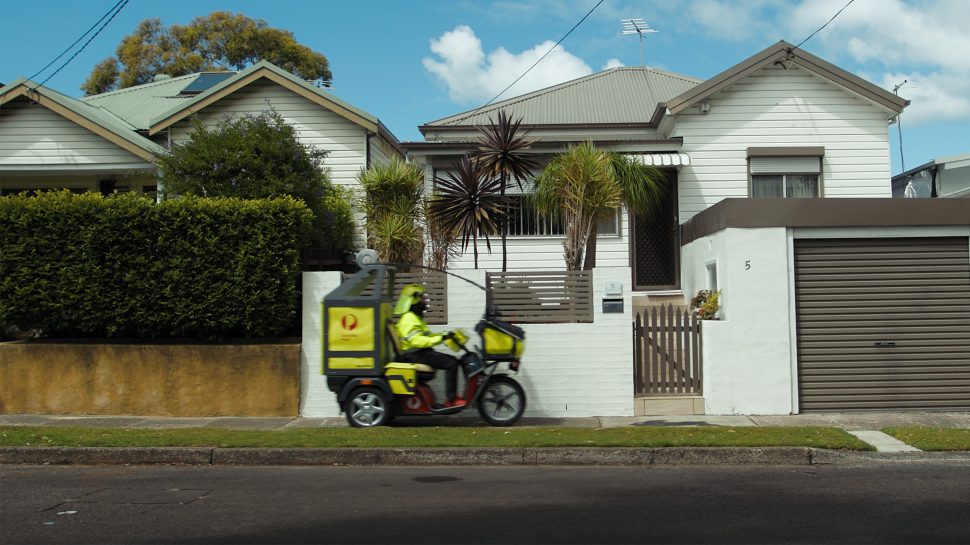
[
  {"xmin": 474, "ymin": 110, "xmax": 540, "ymax": 271},
  {"xmin": 428, "ymin": 156, "xmax": 506, "ymax": 269},
  {"xmin": 533, "ymin": 142, "xmax": 667, "ymax": 270},
  {"xmin": 357, "ymin": 158, "xmax": 425, "ymax": 266}
]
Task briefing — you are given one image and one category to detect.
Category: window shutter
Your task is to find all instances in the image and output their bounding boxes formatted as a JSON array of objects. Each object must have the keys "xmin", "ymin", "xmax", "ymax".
[{"xmin": 750, "ymin": 156, "xmax": 821, "ymax": 174}]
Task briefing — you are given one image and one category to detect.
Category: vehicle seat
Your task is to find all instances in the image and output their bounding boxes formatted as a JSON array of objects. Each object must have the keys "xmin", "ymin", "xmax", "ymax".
[{"xmin": 387, "ymin": 320, "xmax": 435, "ymax": 381}]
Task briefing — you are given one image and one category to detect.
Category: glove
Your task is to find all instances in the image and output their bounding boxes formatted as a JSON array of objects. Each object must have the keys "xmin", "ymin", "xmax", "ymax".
[{"xmin": 442, "ymin": 332, "xmax": 455, "ymax": 341}]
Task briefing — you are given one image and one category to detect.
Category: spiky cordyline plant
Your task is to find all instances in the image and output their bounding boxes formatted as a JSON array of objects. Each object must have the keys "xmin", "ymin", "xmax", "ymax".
[
  {"xmin": 474, "ymin": 110, "xmax": 540, "ymax": 271},
  {"xmin": 429, "ymin": 156, "xmax": 506, "ymax": 269}
]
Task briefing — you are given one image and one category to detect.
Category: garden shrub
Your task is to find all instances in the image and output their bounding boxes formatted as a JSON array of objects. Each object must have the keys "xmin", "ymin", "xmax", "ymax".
[{"xmin": 0, "ymin": 191, "xmax": 311, "ymax": 339}]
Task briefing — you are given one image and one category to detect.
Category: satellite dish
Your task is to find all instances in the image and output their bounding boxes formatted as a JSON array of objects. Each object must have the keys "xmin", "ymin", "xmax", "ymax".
[{"xmin": 355, "ymin": 249, "xmax": 379, "ymax": 268}]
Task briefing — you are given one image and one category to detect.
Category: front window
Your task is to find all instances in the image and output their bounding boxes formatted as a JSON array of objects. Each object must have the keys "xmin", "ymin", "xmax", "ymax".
[
  {"xmin": 751, "ymin": 174, "xmax": 819, "ymax": 198},
  {"xmin": 748, "ymin": 148, "xmax": 823, "ymax": 198},
  {"xmin": 505, "ymin": 194, "xmax": 619, "ymax": 237}
]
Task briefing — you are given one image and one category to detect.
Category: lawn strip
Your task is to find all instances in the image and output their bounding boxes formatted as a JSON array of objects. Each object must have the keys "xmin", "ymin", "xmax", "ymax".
[
  {"xmin": 0, "ymin": 426, "xmax": 871, "ymax": 450},
  {"xmin": 883, "ymin": 427, "xmax": 970, "ymax": 452}
]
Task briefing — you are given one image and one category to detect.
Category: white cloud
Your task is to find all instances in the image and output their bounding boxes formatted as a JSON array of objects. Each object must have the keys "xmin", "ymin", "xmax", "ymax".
[
  {"xmin": 873, "ymin": 72, "xmax": 970, "ymax": 125},
  {"xmin": 786, "ymin": 0, "xmax": 970, "ymax": 124},
  {"xmin": 422, "ymin": 25, "xmax": 593, "ymax": 103},
  {"xmin": 602, "ymin": 58, "xmax": 625, "ymax": 69}
]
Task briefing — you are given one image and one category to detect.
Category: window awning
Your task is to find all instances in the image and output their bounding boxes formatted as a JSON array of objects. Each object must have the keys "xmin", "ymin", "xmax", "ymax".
[{"xmin": 631, "ymin": 153, "xmax": 691, "ymax": 166}]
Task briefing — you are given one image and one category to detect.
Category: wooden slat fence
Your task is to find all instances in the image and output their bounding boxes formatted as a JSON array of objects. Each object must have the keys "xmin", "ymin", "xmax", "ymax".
[
  {"xmin": 341, "ymin": 270, "xmax": 448, "ymax": 324},
  {"xmin": 633, "ymin": 304, "xmax": 703, "ymax": 395},
  {"xmin": 486, "ymin": 270, "xmax": 593, "ymax": 323}
]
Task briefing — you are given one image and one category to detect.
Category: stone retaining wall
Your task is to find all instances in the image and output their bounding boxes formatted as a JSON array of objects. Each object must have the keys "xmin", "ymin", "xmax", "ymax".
[{"xmin": 0, "ymin": 342, "xmax": 300, "ymax": 416}]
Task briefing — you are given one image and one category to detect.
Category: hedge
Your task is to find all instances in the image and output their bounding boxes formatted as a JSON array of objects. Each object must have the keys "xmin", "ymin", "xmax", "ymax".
[{"xmin": 0, "ymin": 191, "xmax": 312, "ymax": 338}]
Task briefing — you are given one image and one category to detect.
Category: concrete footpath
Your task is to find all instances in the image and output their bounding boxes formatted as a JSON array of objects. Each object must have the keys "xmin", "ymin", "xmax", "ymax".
[{"xmin": 1, "ymin": 412, "xmax": 968, "ymax": 467}]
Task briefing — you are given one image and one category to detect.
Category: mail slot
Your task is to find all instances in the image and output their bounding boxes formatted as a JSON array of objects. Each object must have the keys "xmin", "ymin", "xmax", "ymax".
[
  {"xmin": 602, "ymin": 298, "xmax": 624, "ymax": 313},
  {"xmin": 874, "ymin": 341, "xmax": 897, "ymax": 348}
]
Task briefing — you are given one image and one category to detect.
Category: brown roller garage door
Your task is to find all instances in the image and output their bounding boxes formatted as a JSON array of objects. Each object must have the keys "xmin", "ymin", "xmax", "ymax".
[{"xmin": 795, "ymin": 237, "xmax": 970, "ymax": 411}]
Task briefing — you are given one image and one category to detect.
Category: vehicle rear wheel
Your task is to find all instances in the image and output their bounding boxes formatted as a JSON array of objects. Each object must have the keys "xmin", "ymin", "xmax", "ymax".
[
  {"xmin": 477, "ymin": 376, "xmax": 526, "ymax": 426},
  {"xmin": 344, "ymin": 387, "xmax": 391, "ymax": 428}
]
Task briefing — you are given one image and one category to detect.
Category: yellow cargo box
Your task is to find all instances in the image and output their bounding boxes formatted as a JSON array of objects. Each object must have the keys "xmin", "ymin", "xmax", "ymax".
[
  {"xmin": 384, "ymin": 362, "xmax": 418, "ymax": 395},
  {"xmin": 322, "ymin": 266, "xmax": 394, "ymax": 377}
]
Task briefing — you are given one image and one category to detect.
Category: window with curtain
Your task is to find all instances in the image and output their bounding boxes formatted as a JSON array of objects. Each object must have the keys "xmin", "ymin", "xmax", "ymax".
[
  {"xmin": 748, "ymin": 152, "xmax": 822, "ymax": 198},
  {"xmin": 751, "ymin": 174, "xmax": 819, "ymax": 198}
]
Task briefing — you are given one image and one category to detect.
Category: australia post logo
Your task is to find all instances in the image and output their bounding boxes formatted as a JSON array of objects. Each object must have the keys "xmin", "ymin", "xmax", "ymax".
[{"xmin": 340, "ymin": 313, "xmax": 359, "ymax": 331}]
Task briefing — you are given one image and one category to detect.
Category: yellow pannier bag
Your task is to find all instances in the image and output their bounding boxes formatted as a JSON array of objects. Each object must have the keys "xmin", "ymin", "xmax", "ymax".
[{"xmin": 477, "ymin": 318, "xmax": 525, "ymax": 360}]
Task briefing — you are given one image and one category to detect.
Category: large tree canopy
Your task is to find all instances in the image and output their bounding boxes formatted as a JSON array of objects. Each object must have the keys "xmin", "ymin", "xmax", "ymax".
[{"xmin": 82, "ymin": 12, "xmax": 331, "ymax": 95}]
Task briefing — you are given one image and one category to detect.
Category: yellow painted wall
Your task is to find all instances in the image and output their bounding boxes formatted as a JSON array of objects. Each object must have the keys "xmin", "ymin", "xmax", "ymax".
[{"xmin": 0, "ymin": 342, "xmax": 300, "ymax": 416}]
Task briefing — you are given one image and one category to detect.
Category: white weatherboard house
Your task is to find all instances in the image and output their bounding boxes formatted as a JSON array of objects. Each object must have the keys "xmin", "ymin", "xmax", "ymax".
[
  {"xmin": 402, "ymin": 40, "xmax": 970, "ymax": 416},
  {"xmin": 0, "ymin": 61, "xmax": 402, "ymax": 202}
]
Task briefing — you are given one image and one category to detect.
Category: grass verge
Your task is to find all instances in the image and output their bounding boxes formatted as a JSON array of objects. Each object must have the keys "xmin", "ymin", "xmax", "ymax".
[
  {"xmin": 883, "ymin": 427, "xmax": 970, "ymax": 451},
  {"xmin": 0, "ymin": 426, "xmax": 872, "ymax": 450}
]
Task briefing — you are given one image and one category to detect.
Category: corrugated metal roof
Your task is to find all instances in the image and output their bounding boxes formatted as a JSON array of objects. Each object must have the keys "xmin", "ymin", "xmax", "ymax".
[
  {"xmin": 425, "ymin": 67, "xmax": 702, "ymax": 127},
  {"xmin": 0, "ymin": 77, "xmax": 167, "ymax": 157},
  {"xmin": 147, "ymin": 61, "xmax": 379, "ymax": 131},
  {"xmin": 81, "ymin": 73, "xmax": 208, "ymax": 130}
]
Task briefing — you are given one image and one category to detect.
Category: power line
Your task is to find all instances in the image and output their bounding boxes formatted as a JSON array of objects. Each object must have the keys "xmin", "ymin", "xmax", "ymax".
[
  {"xmin": 36, "ymin": 0, "xmax": 129, "ymax": 88},
  {"xmin": 28, "ymin": 0, "xmax": 127, "ymax": 82},
  {"xmin": 793, "ymin": 0, "xmax": 855, "ymax": 50},
  {"xmin": 470, "ymin": 0, "xmax": 606, "ymax": 117}
]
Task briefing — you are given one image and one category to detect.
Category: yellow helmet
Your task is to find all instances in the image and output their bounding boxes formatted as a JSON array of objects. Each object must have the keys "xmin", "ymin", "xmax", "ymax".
[{"xmin": 393, "ymin": 284, "xmax": 426, "ymax": 316}]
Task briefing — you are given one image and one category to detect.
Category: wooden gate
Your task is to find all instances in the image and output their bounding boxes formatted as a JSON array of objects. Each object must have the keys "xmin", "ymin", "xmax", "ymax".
[{"xmin": 633, "ymin": 304, "xmax": 703, "ymax": 395}]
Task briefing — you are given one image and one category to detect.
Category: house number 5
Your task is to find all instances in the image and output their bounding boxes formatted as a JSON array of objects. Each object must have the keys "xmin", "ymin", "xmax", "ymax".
[{"xmin": 745, "ymin": 260, "xmax": 751, "ymax": 270}]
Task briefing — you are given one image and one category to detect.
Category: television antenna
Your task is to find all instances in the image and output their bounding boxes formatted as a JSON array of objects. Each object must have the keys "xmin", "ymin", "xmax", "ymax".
[
  {"xmin": 893, "ymin": 80, "xmax": 907, "ymax": 173},
  {"xmin": 621, "ymin": 18, "xmax": 658, "ymax": 66}
]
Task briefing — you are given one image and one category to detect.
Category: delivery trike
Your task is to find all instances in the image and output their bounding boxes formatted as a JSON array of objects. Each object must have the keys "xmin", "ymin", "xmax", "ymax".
[{"xmin": 322, "ymin": 264, "xmax": 526, "ymax": 428}]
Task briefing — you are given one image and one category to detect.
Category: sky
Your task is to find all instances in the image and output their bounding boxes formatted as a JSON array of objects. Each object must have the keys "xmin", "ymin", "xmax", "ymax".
[{"xmin": 1, "ymin": 0, "xmax": 968, "ymax": 175}]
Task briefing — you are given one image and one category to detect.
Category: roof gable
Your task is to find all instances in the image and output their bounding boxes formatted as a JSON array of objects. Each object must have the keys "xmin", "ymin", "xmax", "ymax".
[
  {"xmin": 146, "ymin": 61, "xmax": 380, "ymax": 136},
  {"xmin": 422, "ymin": 67, "xmax": 702, "ymax": 129},
  {"xmin": 0, "ymin": 78, "xmax": 166, "ymax": 161},
  {"xmin": 665, "ymin": 41, "xmax": 908, "ymax": 116}
]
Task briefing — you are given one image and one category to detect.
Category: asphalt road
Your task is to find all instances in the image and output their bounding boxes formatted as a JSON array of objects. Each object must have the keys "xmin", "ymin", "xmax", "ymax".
[{"xmin": 2, "ymin": 464, "xmax": 968, "ymax": 544}]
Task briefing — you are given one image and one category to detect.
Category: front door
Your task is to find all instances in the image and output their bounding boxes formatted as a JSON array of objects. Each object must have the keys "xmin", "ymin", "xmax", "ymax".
[{"xmin": 631, "ymin": 170, "xmax": 678, "ymax": 290}]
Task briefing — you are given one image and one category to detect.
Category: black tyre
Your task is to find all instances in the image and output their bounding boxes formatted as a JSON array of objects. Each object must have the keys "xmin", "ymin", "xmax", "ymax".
[
  {"xmin": 477, "ymin": 376, "xmax": 526, "ymax": 426},
  {"xmin": 344, "ymin": 387, "xmax": 391, "ymax": 428}
]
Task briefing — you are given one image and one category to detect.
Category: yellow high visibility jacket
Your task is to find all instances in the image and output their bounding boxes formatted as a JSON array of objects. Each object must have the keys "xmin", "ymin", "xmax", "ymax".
[{"xmin": 396, "ymin": 311, "xmax": 443, "ymax": 352}]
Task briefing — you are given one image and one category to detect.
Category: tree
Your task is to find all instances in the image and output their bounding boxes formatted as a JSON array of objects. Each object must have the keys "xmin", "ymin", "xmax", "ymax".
[
  {"xmin": 357, "ymin": 158, "xmax": 425, "ymax": 266},
  {"xmin": 155, "ymin": 110, "xmax": 354, "ymax": 252},
  {"xmin": 533, "ymin": 142, "xmax": 667, "ymax": 270},
  {"xmin": 429, "ymin": 156, "xmax": 506, "ymax": 269},
  {"xmin": 82, "ymin": 12, "xmax": 331, "ymax": 95},
  {"xmin": 474, "ymin": 110, "xmax": 540, "ymax": 271}
]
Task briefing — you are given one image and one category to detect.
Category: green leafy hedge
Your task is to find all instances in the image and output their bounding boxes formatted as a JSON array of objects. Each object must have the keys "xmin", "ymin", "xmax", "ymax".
[{"xmin": 0, "ymin": 191, "xmax": 311, "ymax": 338}]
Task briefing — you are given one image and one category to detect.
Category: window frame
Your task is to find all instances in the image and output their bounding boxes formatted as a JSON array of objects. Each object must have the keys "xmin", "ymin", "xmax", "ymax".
[{"xmin": 746, "ymin": 147, "xmax": 825, "ymax": 199}]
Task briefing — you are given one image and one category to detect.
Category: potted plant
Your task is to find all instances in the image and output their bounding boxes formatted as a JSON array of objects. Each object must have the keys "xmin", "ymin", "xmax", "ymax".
[{"xmin": 690, "ymin": 290, "xmax": 721, "ymax": 320}]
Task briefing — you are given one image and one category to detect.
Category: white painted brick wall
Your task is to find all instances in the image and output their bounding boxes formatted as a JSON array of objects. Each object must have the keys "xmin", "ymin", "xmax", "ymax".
[{"xmin": 301, "ymin": 267, "xmax": 634, "ymax": 418}]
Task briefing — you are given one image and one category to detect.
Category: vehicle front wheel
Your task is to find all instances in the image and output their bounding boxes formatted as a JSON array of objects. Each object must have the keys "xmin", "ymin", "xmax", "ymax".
[
  {"xmin": 344, "ymin": 387, "xmax": 391, "ymax": 428},
  {"xmin": 477, "ymin": 376, "xmax": 526, "ymax": 426}
]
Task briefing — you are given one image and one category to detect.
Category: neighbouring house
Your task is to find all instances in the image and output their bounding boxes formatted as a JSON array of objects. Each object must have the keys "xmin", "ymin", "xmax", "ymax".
[
  {"xmin": 0, "ymin": 60, "xmax": 402, "ymax": 215},
  {"xmin": 891, "ymin": 152, "xmax": 970, "ymax": 198},
  {"xmin": 399, "ymin": 40, "xmax": 970, "ymax": 416}
]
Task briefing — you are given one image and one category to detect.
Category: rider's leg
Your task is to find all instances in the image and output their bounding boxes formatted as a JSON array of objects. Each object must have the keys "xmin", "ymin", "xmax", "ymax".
[{"xmin": 409, "ymin": 349, "xmax": 460, "ymax": 403}]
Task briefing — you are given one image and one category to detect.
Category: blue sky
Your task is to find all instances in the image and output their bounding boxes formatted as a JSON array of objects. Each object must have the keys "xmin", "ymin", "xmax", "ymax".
[{"xmin": 2, "ymin": 0, "xmax": 967, "ymax": 175}]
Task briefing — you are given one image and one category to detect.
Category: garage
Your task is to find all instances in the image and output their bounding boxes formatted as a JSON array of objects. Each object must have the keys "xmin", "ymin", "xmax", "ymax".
[{"xmin": 795, "ymin": 237, "xmax": 970, "ymax": 411}]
